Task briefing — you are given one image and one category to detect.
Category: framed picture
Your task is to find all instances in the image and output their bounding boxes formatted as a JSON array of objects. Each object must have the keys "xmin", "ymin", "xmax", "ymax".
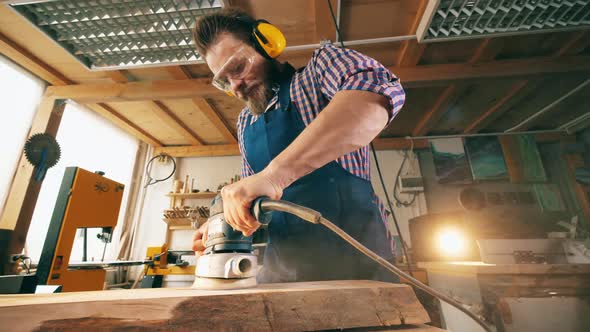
[
  {"xmin": 430, "ymin": 138, "xmax": 472, "ymax": 184},
  {"xmin": 465, "ymin": 136, "xmax": 509, "ymax": 181}
]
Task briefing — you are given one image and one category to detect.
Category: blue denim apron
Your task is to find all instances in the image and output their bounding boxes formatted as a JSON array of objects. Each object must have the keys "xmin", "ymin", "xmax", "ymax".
[{"xmin": 243, "ymin": 66, "xmax": 395, "ymax": 283}]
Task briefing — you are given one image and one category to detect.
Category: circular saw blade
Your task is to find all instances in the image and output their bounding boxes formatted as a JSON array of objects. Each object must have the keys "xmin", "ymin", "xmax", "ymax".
[{"xmin": 24, "ymin": 133, "xmax": 61, "ymax": 168}]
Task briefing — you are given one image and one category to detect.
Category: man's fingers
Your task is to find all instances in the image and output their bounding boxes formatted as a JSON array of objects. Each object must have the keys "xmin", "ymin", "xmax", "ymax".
[
  {"xmin": 236, "ymin": 204, "xmax": 260, "ymax": 235},
  {"xmin": 192, "ymin": 237, "xmax": 205, "ymax": 252},
  {"xmin": 199, "ymin": 222, "xmax": 209, "ymax": 243}
]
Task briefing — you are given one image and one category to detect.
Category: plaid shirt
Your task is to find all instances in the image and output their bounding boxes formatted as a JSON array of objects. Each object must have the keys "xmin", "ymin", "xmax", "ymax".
[{"xmin": 237, "ymin": 44, "xmax": 406, "ymax": 250}]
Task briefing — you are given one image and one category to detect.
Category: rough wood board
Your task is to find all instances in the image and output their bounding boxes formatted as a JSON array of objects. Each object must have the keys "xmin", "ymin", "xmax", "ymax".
[{"xmin": 0, "ymin": 281, "xmax": 430, "ymax": 332}]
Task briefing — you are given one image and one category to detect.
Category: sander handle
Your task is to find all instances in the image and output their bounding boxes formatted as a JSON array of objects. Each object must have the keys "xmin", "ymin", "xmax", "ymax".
[{"xmin": 251, "ymin": 196, "xmax": 272, "ymax": 224}]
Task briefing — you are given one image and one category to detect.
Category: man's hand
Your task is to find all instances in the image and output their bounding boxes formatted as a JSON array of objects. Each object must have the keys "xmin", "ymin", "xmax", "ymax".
[
  {"xmin": 192, "ymin": 221, "xmax": 209, "ymax": 256},
  {"xmin": 221, "ymin": 168, "xmax": 283, "ymax": 236}
]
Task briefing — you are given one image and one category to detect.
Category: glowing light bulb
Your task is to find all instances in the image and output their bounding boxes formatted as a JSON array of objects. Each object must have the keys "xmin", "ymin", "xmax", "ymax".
[{"xmin": 437, "ymin": 228, "xmax": 466, "ymax": 257}]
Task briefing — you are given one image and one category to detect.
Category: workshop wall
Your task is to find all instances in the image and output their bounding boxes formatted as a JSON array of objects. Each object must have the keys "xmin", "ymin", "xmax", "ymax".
[
  {"xmin": 131, "ymin": 150, "xmax": 427, "ymax": 278},
  {"xmin": 416, "ymin": 140, "xmax": 579, "ymax": 231}
]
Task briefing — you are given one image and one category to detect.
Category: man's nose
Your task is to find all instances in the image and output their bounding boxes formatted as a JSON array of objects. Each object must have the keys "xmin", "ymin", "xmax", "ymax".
[{"xmin": 229, "ymin": 78, "xmax": 246, "ymax": 98}]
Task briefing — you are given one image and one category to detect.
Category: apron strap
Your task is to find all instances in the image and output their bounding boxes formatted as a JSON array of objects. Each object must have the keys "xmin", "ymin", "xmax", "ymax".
[{"xmin": 278, "ymin": 63, "xmax": 296, "ymax": 113}]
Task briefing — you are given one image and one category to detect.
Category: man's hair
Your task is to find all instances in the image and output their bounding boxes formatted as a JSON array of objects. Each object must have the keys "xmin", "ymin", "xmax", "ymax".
[{"xmin": 192, "ymin": 8, "xmax": 253, "ymax": 57}]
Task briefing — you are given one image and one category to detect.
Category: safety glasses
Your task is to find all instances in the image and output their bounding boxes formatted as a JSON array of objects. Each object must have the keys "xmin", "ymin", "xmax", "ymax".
[{"xmin": 212, "ymin": 46, "xmax": 256, "ymax": 95}]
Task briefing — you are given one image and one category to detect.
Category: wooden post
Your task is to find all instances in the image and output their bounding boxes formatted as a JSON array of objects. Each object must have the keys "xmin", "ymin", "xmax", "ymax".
[
  {"xmin": 0, "ymin": 97, "xmax": 65, "ymax": 274},
  {"xmin": 565, "ymin": 153, "xmax": 590, "ymax": 228}
]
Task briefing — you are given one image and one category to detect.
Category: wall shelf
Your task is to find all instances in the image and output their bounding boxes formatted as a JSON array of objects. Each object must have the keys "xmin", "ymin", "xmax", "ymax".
[{"xmin": 165, "ymin": 191, "xmax": 218, "ymax": 199}]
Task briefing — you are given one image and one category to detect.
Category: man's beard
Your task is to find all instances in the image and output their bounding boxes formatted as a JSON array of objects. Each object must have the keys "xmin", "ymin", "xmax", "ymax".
[
  {"xmin": 242, "ymin": 60, "xmax": 279, "ymax": 115},
  {"xmin": 245, "ymin": 82, "xmax": 273, "ymax": 115}
]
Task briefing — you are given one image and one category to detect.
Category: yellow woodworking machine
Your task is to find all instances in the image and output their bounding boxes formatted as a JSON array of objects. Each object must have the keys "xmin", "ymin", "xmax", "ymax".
[
  {"xmin": 140, "ymin": 245, "xmax": 195, "ymax": 288},
  {"xmin": 36, "ymin": 167, "xmax": 124, "ymax": 292}
]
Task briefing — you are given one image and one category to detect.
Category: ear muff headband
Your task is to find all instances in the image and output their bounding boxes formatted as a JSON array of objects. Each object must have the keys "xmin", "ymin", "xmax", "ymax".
[{"xmin": 236, "ymin": 16, "xmax": 286, "ymax": 59}]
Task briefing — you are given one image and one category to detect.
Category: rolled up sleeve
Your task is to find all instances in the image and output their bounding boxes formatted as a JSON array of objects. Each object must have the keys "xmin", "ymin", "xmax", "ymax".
[{"xmin": 313, "ymin": 45, "xmax": 405, "ymax": 123}]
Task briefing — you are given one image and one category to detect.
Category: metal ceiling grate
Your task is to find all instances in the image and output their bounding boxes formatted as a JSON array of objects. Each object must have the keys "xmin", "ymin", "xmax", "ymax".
[
  {"xmin": 417, "ymin": 0, "xmax": 590, "ymax": 42},
  {"xmin": 11, "ymin": 0, "xmax": 224, "ymax": 70}
]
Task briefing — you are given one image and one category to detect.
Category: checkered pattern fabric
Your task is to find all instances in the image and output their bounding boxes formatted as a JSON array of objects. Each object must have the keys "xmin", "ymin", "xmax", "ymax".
[{"xmin": 237, "ymin": 44, "xmax": 406, "ymax": 252}]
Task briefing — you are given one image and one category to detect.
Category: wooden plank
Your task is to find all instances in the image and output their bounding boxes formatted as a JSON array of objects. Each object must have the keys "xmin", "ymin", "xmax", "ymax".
[
  {"xmin": 0, "ymin": 281, "xmax": 430, "ymax": 331},
  {"xmin": 410, "ymin": 32, "xmax": 504, "ymax": 135},
  {"xmin": 0, "ymin": 98, "xmax": 65, "ymax": 274},
  {"xmin": 412, "ymin": 85, "xmax": 463, "ymax": 136},
  {"xmin": 464, "ymin": 80, "xmax": 529, "ymax": 134},
  {"xmin": 0, "ymin": 32, "xmax": 73, "ymax": 85},
  {"xmin": 85, "ymin": 103, "xmax": 163, "ymax": 147},
  {"xmin": 156, "ymin": 137, "xmax": 430, "ymax": 158},
  {"xmin": 111, "ymin": 67, "xmax": 201, "ymax": 145},
  {"xmin": 314, "ymin": 0, "xmax": 338, "ymax": 41},
  {"xmin": 553, "ymin": 30, "xmax": 590, "ymax": 57},
  {"xmin": 151, "ymin": 101, "xmax": 204, "ymax": 145},
  {"xmin": 192, "ymin": 97, "xmax": 237, "ymax": 144},
  {"xmin": 393, "ymin": 55, "xmax": 590, "ymax": 88},
  {"xmin": 154, "ymin": 144, "xmax": 240, "ymax": 157},
  {"xmin": 415, "ymin": 0, "xmax": 439, "ymax": 42},
  {"xmin": 105, "ymin": 70, "xmax": 131, "ymax": 83},
  {"xmin": 564, "ymin": 154, "xmax": 590, "ymax": 228},
  {"xmin": 397, "ymin": 0, "xmax": 428, "ymax": 67},
  {"xmin": 397, "ymin": 41, "xmax": 427, "ymax": 67},
  {"xmin": 166, "ymin": 66, "xmax": 193, "ymax": 80},
  {"xmin": 42, "ymin": 56, "xmax": 590, "ymax": 101},
  {"xmin": 469, "ymin": 38, "xmax": 505, "ymax": 63},
  {"xmin": 373, "ymin": 137, "xmax": 429, "ymax": 150},
  {"xmin": 45, "ymin": 78, "xmax": 218, "ymax": 102},
  {"xmin": 164, "ymin": 67, "xmax": 235, "ymax": 144}
]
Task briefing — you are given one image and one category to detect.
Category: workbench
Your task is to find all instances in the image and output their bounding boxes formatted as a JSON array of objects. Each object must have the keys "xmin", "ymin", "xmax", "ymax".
[
  {"xmin": 418, "ymin": 261, "xmax": 590, "ymax": 332},
  {"xmin": 0, "ymin": 280, "xmax": 445, "ymax": 332}
]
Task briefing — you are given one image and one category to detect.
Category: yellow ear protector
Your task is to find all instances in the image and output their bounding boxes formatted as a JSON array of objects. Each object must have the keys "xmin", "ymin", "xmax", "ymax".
[{"xmin": 236, "ymin": 16, "xmax": 286, "ymax": 59}]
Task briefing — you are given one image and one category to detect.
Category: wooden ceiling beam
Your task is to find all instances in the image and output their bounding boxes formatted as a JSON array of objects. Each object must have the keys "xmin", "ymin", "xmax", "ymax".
[
  {"xmin": 469, "ymin": 38, "xmax": 505, "ymax": 63},
  {"xmin": 46, "ymin": 77, "xmax": 217, "ymax": 102},
  {"xmin": 0, "ymin": 33, "xmax": 162, "ymax": 146},
  {"xmin": 373, "ymin": 137, "xmax": 429, "ymax": 150},
  {"xmin": 416, "ymin": 37, "xmax": 507, "ymax": 135},
  {"xmin": 43, "ymin": 55, "xmax": 590, "ymax": 102},
  {"xmin": 412, "ymin": 84, "xmax": 464, "ymax": 136},
  {"xmin": 463, "ymin": 30, "xmax": 588, "ymax": 134},
  {"xmin": 166, "ymin": 66, "xmax": 237, "ymax": 144},
  {"xmin": 166, "ymin": 66, "xmax": 194, "ymax": 80},
  {"xmin": 396, "ymin": 0, "xmax": 428, "ymax": 67},
  {"xmin": 103, "ymin": 69, "xmax": 196, "ymax": 146},
  {"xmin": 151, "ymin": 100, "xmax": 204, "ymax": 145},
  {"xmin": 553, "ymin": 30, "xmax": 590, "ymax": 57},
  {"xmin": 105, "ymin": 70, "xmax": 132, "ymax": 83},
  {"xmin": 0, "ymin": 32, "xmax": 73, "ymax": 85},
  {"xmin": 156, "ymin": 137, "xmax": 429, "ymax": 158},
  {"xmin": 85, "ymin": 103, "xmax": 163, "ymax": 147},
  {"xmin": 393, "ymin": 55, "xmax": 590, "ymax": 88},
  {"xmin": 191, "ymin": 97, "xmax": 237, "ymax": 144},
  {"xmin": 463, "ymin": 80, "xmax": 530, "ymax": 134},
  {"xmin": 155, "ymin": 144, "xmax": 240, "ymax": 158}
]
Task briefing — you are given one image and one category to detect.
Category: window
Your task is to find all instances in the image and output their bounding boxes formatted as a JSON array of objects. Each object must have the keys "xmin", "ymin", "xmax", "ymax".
[
  {"xmin": 0, "ymin": 56, "xmax": 45, "ymax": 211},
  {"xmin": 26, "ymin": 102, "xmax": 139, "ymax": 263}
]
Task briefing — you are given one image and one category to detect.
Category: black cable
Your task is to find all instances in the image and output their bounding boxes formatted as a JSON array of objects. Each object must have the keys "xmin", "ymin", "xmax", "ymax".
[
  {"xmin": 327, "ymin": 0, "xmax": 344, "ymax": 45},
  {"xmin": 144, "ymin": 153, "xmax": 176, "ymax": 188},
  {"xmin": 327, "ymin": 0, "xmax": 413, "ymax": 272},
  {"xmin": 370, "ymin": 144, "xmax": 413, "ymax": 269}
]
